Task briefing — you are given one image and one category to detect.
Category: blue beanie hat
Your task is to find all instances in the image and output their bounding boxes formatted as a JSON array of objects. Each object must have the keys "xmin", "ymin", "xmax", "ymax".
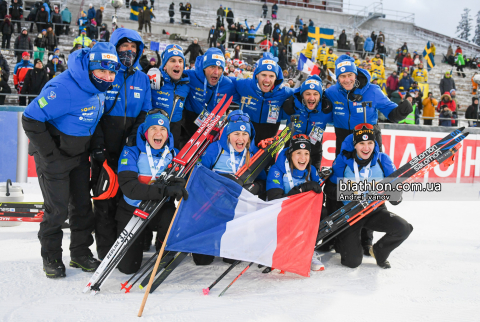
[
  {"xmin": 335, "ymin": 54, "xmax": 357, "ymax": 78},
  {"xmin": 300, "ymin": 75, "xmax": 323, "ymax": 96},
  {"xmin": 88, "ymin": 42, "xmax": 120, "ymax": 74},
  {"xmin": 144, "ymin": 112, "xmax": 170, "ymax": 134},
  {"xmin": 255, "ymin": 52, "xmax": 279, "ymax": 76},
  {"xmin": 52, "ymin": 55, "xmax": 59, "ymax": 60},
  {"xmin": 226, "ymin": 110, "xmax": 251, "ymax": 137},
  {"xmin": 161, "ymin": 44, "xmax": 185, "ymax": 70},
  {"xmin": 202, "ymin": 48, "xmax": 225, "ymax": 69}
]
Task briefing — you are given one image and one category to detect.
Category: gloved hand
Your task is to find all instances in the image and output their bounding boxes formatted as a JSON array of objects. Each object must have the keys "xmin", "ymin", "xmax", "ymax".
[
  {"xmin": 287, "ymin": 181, "xmax": 321, "ymax": 196},
  {"xmin": 321, "ymin": 94, "xmax": 333, "ymax": 113},
  {"xmin": 164, "ymin": 185, "xmax": 189, "ymax": 201},
  {"xmin": 91, "ymin": 147, "xmax": 107, "ymax": 163},
  {"xmin": 168, "ymin": 177, "xmax": 187, "ymax": 188},
  {"xmin": 397, "ymin": 98, "xmax": 412, "ymax": 115},
  {"xmin": 125, "ymin": 134, "xmax": 136, "ymax": 147}
]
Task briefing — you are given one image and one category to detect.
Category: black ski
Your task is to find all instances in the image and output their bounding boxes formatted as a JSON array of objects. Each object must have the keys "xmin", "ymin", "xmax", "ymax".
[{"xmin": 149, "ymin": 252, "xmax": 189, "ymax": 293}]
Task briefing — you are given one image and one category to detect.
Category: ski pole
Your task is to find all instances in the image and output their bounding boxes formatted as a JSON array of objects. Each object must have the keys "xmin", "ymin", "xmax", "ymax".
[
  {"xmin": 138, "ymin": 173, "xmax": 192, "ymax": 317},
  {"xmin": 218, "ymin": 262, "xmax": 254, "ymax": 297},
  {"xmin": 121, "ymin": 251, "xmax": 159, "ymax": 293},
  {"xmin": 202, "ymin": 260, "xmax": 241, "ymax": 295}
]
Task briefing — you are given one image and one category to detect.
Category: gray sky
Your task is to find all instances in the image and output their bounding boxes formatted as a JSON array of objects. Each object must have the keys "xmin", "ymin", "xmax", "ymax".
[{"xmin": 344, "ymin": 0, "xmax": 479, "ymax": 39}]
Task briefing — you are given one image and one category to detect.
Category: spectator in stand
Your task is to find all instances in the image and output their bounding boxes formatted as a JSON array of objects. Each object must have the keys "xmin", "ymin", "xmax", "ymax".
[
  {"xmin": 184, "ymin": 38, "xmax": 204, "ymax": 66},
  {"xmin": 168, "ymin": 2, "xmax": 174, "ymax": 23},
  {"xmin": 0, "ymin": 52, "xmax": 10, "ymax": 80},
  {"xmin": 472, "ymin": 73, "xmax": 478, "ymax": 95},
  {"xmin": 272, "ymin": 2, "xmax": 278, "ymax": 19},
  {"xmin": 287, "ymin": 25, "xmax": 296, "ymax": 37},
  {"xmin": 309, "ymin": 19, "xmax": 314, "ymax": 27},
  {"xmin": 402, "ymin": 52, "xmax": 414, "ymax": 73},
  {"xmin": 285, "ymin": 30, "xmax": 295, "ymax": 45},
  {"xmin": 179, "ymin": 2, "xmax": 185, "ymax": 23},
  {"xmin": 316, "ymin": 42, "xmax": 328, "ymax": 68},
  {"xmin": 233, "ymin": 44, "xmax": 242, "ymax": 60},
  {"xmin": 466, "ymin": 97, "xmax": 479, "ymax": 127},
  {"xmin": 33, "ymin": 30, "xmax": 47, "ymax": 61},
  {"xmin": 226, "ymin": 7, "xmax": 234, "ymax": 26},
  {"xmin": 325, "ymin": 48, "xmax": 337, "ymax": 82},
  {"xmin": 9, "ymin": 0, "xmax": 22, "ymax": 33},
  {"xmin": 77, "ymin": 10, "xmax": 88, "ymax": 35},
  {"xmin": 263, "ymin": 20, "xmax": 272, "ymax": 37},
  {"xmin": 0, "ymin": 0, "xmax": 7, "ymax": 20},
  {"xmin": 21, "ymin": 58, "xmax": 48, "ymax": 104},
  {"xmin": 377, "ymin": 42, "xmax": 387, "ymax": 65},
  {"xmin": 370, "ymin": 31, "xmax": 377, "ymax": 51},
  {"xmin": 51, "ymin": 7, "xmax": 63, "ymax": 36},
  {"xmin": 45, "ymin": 26, "xmax": 57, "ymax": 56},
  {"xmin": 262, "ymin": 3, "xmax": 267, "ymax": 19},
  {"xmin": 184, "ymin": 2, "xmax": 192, "ymax": 24},
  {"xmin": 338, "ymin": 30, "xmax": 347, "ymax": 50},
  {"xmin": 28, "ymin": 3, "xmax": 41, "ymax": 32},
  {"xmin": 43, "ymin": 0, "xmax": 51, "ymax": 22},
  {"xmin": 143, "ymin": 4, "xmax": 155, "ymax": 33},
  {"xmin": 412, "ymin": 63, "xmax": 428, "ymax": 83},
  {"xmin": 401, "ymin": 42, "xmax": 408, "ymax": 52},
  {"xmin": 278, "ymin": 46, "xmax": 287, "ymax": 70},
  {"xmin": 46, "ymin": 55, "xmax": 65, "ymax": 80},
  {"xmin": 386, "ymin": 71, "xmax": 398, "ymax": 97},
  {"xmin": 87, "ymin": 3, "xmax": 96, "ymax": 21},
  {"xmin": 14, "ymin": 28, "xmax": 33, "ymax": 63},
  {"xmin": 208, "ymin": 25, "xmax": 218, "ymax": 48},
  {"xmin": 439, "ymin": 71, "xmax": 456, "ymax": 95},
  {"xmin": 0, "ymin": 69, "xmax": 11, "ymax": 105},
  {"xmin": 422, "ymin": 92, "xmax": 437, "ymax": 126},
  {"xmin": 36, "ymin": 6, "xmax": 49, "ymax": 34},
  {"xmin": 0, "ymin": 14, "xmax": 13, "ymax": 49},
  {"xmin": 272, "ymin": 23, "xmax": 281, "ymax": 43},
  {"xmin": 455, "ymin": 46, "xmax": 462, "ymax": 55},
  {"xmin": 394, "ymin": 49, "xmax": 404, "ymax": 74},
  {"xmin": 143, "ymin": 55, "xmax": 161, "ymax": 74},
  {"xmin": 353, "ymin": 54, "xmax": 360, "ymax": 66},
  {"xmin": 217, "ymin": 25, "xmax": 226, "ymax": 45},
  {"xmin": 14, "ymin": 52, "xmax": 34, "ymax": 105},
  {"xmin": 297, "ymin": 26, "xmax": 308, "ymax": 43},
  {"xmin": 48, "ymin": 48, "xmax": 66, "ymax": 65},
  {"xmin": 61, "ymin": 7, "xmax": 72, "ymax": 35},
  {"xmin": 439, "ymin": 104, "xmax": 455, "ymax": 127},
  {"xmin": 137, "ymin": 7, "xmax": 144, "ymax": 32},
  {"xmin": 377, "ymin": 31, "xmax": 385, "ymax": 48},
  {"xmin": 390, "ymin": 86, "xmax": 404, "ymax": 104},
  {"xmin": 99, "ymin": 23, "xmax": 110, "ymax": 42},
  {"xmin": 73, "ymin": 29, "xmax": 92, "ymax": 48},
  {"xmin": 270, "ymin": 41, "xmax": 279, "ymax": 57},
  {"xmin": 356, "ymin": 34, "xmax": 365, "ymax": 52},
  {"xmin": 437, "ymin": 91, "xmax": 456, "ymax": 114},
  {"xmin": 96, "ymin": 6, "xmax": 103, "ymax": 27},
  {"xmin": 363, "ymin": 36, "xmax": 374, "ymax": 58},
  {"xmin": 455, "ymin": 52, "xmax": 466, "ymax": 78},
  {"xmin": 398, "ymin": 70, "xmax": 413, "ymax": 90},
  {"xmin": 216, "ymin": 40, "xmax": 225, "ymax": 56},
  {"xmin": 87, "ymin": 19, "xmax": 98, "ymax": 39},
  {"xmin": 245, "ymin": 19, "xmax": 262, "ymax": 51}
]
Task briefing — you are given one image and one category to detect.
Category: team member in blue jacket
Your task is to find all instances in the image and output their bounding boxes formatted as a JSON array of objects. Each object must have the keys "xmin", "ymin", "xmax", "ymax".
[
  {"xmin": 22, "ymin": 43, "xmax": 120, "ymax": 278},
  {"xmin": 281, "ymin": 75, "xmax": 332, "ymax": 170},
  {"xmin": 183, "ymin": 48, "xmax": 237, "ymax": 140},
  {"xmin": 90, "ymin": 28, "xmax": 153, "ymax": 261},
  {"xmin": 323, "ymin": 124, "xmax": 413, "ymax": 269},
  {"xmin": 266, "ymin": 135, "xmax": 325, "ymax": 271},
  {"xmin": 148, "ymin": 43, "xmax": 189, "ymax": 149},
  {"xmin": 194, "ymin": 110, "xmax": 266, "ymax": 266},
  {"xmin": 323, "ymin": 55, "xmax": 412, "ymax": 156},
  {"xmin": 115, "ymin": 112, "xmax": 188, "ymax": 274},
  {"xmin": 231, "ymin": 52, "xmax": 294, "ymax": 144}
]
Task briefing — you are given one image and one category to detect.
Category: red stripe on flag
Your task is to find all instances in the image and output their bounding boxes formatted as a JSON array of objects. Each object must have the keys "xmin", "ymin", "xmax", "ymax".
[{"xmin": 271, "ymin": 192, "xmax": 323, "ymax": 277}]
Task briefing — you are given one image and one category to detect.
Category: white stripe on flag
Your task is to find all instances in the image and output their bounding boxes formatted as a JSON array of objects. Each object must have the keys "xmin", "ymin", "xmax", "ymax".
[{"xmin": 219, "ymin": 195, "xmax": 283, "ymax": 266}]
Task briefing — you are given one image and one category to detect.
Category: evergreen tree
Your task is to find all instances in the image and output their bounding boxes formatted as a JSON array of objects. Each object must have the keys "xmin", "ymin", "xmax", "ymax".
[
  {"xmin": 473, "ymin": 11, "xmax": 480, "ymax": 46},
  {"xmin": 456, "ymin": 8, "xmax": 472, "ymax": 41}
]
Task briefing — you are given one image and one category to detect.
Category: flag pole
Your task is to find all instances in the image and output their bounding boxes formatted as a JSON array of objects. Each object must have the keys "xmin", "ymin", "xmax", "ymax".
[{"xmin": 137, "ymin": 172, "xmax": 192, "ymax": 317}]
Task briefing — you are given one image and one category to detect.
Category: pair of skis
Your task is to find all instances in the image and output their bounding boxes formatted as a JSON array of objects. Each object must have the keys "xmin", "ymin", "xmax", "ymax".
[
  {"xmin": 83, "ymin": 95, "xmax": 233, "ymax": 295},
  {"xmin": 0, "ymin": 202, "xmax": 45, "ymax": 222}
]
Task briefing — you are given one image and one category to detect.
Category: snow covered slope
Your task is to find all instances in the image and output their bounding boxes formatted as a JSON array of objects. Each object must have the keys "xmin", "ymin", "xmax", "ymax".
[{"xmin": 1, "ymin": 179, "xmax": 479, "ymax": 322}]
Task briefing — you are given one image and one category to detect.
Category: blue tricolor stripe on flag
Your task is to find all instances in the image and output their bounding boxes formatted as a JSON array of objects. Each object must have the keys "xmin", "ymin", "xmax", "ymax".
[{"xmin": 423, "ymin": 41, "xmax": 435, "ymax": 71}]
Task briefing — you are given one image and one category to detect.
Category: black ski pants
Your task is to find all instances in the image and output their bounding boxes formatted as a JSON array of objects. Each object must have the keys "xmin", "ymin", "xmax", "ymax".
[
  {"xmin": 115, "ymin": 198, "xmax": 176, "ymax": 274},
  {"xmin": 335, "ymin": 205, "xmax": 413, "ymax": 268},
  {"xmin": 34, "ymin": 152, "xmax": 94, "ymax": 261}
]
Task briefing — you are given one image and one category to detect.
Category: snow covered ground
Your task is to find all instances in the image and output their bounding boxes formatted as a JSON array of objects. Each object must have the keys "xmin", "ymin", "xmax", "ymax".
[{"xmin": 1, "ymin": 178, "xmax": 479, "ymax": 322}]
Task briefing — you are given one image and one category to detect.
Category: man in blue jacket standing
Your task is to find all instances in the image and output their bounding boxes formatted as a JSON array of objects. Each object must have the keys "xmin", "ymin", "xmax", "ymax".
[
  {"xmin": 148, "ymin": 43, "xmax": 190, "ymax": 149},
  {"xmin": 22, "ymin": 43, "xmax": 120, "ymax": 278},
  {"xmin": 183, "ymin": 47, "xmax": 237, "ymax": 141},
  {"xmin": 90, "ymin": 29, "xmax": 152, "ymax": 260},
  {"xmin": 231, "ymin": 52, "xmax": 293, "ymax": 143},
  {"xmin": 323, "ymin": 54, "xmax": 411, "ymax": 254},
  {"xmin": 244, "ymin": 18, "xmax": 262, "ymax": 50}
]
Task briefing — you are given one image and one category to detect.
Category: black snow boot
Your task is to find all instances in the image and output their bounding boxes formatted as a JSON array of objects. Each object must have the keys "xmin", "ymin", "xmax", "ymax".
[
  {"xmin": 369, "ymin": 247, "xmax": 391, "ymax": 269},
  {"xmin": 70, "ymin": 255, "xmax": 101, "ymax": 272},
  {"xmin": 43, "ymin": 258, "xmax": 66, "ymax": 278}
]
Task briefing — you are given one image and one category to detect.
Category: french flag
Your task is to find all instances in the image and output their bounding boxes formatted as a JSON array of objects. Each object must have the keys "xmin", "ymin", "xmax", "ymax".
[
  {"xmin": 297, "ymin": 53, "xmax": 320, "ymax": 76},
  {"xmin": 166, "ymin": 165, "xmax": 323, "ymax": 277}
]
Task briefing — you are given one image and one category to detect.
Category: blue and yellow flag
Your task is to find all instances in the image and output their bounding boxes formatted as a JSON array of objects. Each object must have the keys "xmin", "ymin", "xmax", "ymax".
[
  {"xmin": 423, "ymin": 41, "xmax": 435, "ymax": 71},
  {"xmin": 308, "ymin": 27, "xmax": 334, "ymax": 47}
]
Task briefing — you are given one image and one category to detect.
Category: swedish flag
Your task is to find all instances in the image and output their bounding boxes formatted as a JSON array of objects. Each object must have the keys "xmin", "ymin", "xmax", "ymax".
[
  {"xmin": 308, "ymin": 27, "xmax": 334, "ymax": 46},
  {"xmin": 423, "ymin": 41, "xmax": 435, "ymax": 72}
]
